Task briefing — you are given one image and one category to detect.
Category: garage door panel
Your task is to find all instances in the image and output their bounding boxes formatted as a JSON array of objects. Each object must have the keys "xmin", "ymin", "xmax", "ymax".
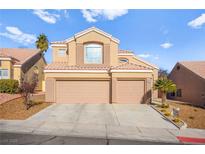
[
  {"xmin": 116, "ymin": 80, "xmax": 145, "ymax": 103},
  {"xmin": 56, "ymin": 81, "xmax": 109, "ymax": 103}
]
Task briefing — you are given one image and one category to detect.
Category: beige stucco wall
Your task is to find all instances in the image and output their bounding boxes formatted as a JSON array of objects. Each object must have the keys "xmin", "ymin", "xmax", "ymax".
[
  {"xmin": 110, "ymin": 41, "xmax": 118, "ymax": 66},
  {"xmin": 22, "ymin": 57, "xmax": 46, "ymax": 91},
  {"xmin": 52, "ymin": 46, "xmax": 68, "ymax": 63},
  {"xmin": 68, "ymin": 40, "xmax": 76, "ymax": 65},
  {"xmin": 0, "ymin": 60, "xmax": 12, "ymax": 79},
  {"xmin": 52, "ymin": 31, "xmax": 119, "ymax": 66},
  {"xmin": 45, "ymin": 72, "xmax": 110, "ymax": 79},
  {"xmin": 76, "ymin": 31, "xmax": 111, "ymax": 44},
  {"xmin": 42, "ymin": 80, "xmax": 45, "ymax": 92},
  {"xmin": 169, "ymin": 63, "xmax": 205, "ymax": 107},
  {"xmin": 13, "ymin": 67, "xmax": 21, "ymax": 82},
  {"xmin": 45, "ymin": 78, "xmax": 56, "ymax": 102},
  {"xmin": 112, "ymin": 72, "xmax": 153, "ymax": 78}
]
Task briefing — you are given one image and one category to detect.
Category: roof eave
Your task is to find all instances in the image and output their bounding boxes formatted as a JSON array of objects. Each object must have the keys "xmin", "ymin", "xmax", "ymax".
[
  {"xmin": 50, "ymin": 27, "xmax": 120, "ymax": 45},
  {"xmin": 133, "ymin": 56, "xmax": 159, "ymax": 70}
]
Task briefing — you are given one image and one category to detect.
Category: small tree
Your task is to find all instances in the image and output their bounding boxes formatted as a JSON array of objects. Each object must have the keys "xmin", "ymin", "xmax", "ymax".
[
  {"xmin": 19, "ymin": 74, "xmax": 38, "ymax": 110},
  {"xmin": 154, "ymin": 77, "xmax": 176, "ymax": 106}
]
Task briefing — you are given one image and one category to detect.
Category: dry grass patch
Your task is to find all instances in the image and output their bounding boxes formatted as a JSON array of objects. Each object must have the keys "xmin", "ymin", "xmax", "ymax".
[
  {"xmin": 168, "ymin": 101, "xmax": 205, "ymax": 129},
  {"xmin": 0, "ymin": 97, "xmax": 51, "ymax": 120}
]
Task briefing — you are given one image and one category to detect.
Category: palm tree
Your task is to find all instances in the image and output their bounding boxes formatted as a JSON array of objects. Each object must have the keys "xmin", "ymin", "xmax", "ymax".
[
  {"xmin": 35, "ymin": 34, "xmax": 49, "ymax": 54},
  {"xmin": 154, "ymin": 77, "xmax": 176, "ymax": 105}
]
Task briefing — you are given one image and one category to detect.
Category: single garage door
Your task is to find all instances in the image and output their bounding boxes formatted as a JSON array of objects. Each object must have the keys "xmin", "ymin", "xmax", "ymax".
[
  {"xmin": 56, "ymin": 80, "xmax": 110, "ymax": 103},
  {"xmin": 116, "ymin": 80, "xmax": 145, "ymax": 103}
]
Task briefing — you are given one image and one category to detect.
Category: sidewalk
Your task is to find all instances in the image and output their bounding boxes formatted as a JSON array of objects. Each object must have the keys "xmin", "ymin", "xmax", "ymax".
[{"xmin": 1, "ymin": 120, "xmax": 205, "ymax": 144}]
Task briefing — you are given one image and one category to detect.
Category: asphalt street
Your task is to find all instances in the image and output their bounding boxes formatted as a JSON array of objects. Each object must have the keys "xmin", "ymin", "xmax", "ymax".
[{"xmin": 0, "ymin": 132, "xmax": 181, "ymax": 145}]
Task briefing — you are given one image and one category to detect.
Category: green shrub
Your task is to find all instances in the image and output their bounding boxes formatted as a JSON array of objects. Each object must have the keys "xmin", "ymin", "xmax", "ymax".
[{"xmin": 0, "ymin": 79, "xmax": 19, "ymax": 94}]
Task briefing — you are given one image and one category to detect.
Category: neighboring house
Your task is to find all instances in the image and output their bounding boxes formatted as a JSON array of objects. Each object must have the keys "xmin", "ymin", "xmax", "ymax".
[
  {"xmin": 45, "ymin": 27, "xmax": 158, "ymax": 104},
  {"xmin": 168, "ymin": 61, "xmax": 205, "ymax": 107},
  {"xmin": 0, "ymin": 48, "xmax": 46, "ymax": 91}
]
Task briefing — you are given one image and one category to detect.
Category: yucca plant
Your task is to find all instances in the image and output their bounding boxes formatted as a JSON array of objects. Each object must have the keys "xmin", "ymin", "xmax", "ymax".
[
  {"xmin": 35, "ymin": 33, "xmax": 49, "ymax": 54},
  {"xmin": 154, "ymin": 77, "xmax": 176, "ymax": 106}
]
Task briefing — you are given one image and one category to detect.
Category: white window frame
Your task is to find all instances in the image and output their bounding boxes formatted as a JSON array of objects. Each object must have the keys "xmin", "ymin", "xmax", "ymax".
[
  {"xmin": 84, "ymin": 43, "xmax": 103, "ymax": 64},
  {"xmin": 58, "ymin": 49, "xmax": 67, "ymax": 56},
  {"xmin": 0, "ymin": 69, "xmax": 9, "ymax": 79}
]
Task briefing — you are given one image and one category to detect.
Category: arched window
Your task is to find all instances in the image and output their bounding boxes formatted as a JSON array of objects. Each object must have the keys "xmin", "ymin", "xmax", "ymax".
[
  {"xmin": 33, "ymin": 66, "xmax": 39, "ymax": 74},
  {"xmin": 119, "ymin": 58, "xmax": 129, "ymax": 63},
  {"xmin": 84, "ymin": 43, "xmax": 102, "ymax": 64}
]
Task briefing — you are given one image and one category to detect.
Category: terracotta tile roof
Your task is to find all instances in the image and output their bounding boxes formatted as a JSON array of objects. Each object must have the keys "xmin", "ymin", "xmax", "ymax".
[
  {"xmin": 111, "ymin": 62, "xmax": 152, "ymax": 70},
  {"xmin": 0, "ymin": 48, "xmax": 40, "ymax": 65},
  {"xmin": 118, "ymin": 49, "xmax": 133, "ymax": 54},
  {"xmin": 180, "ymin": 61, "xmax": 205, "ymax": 79},
  {"xmin": 45, "ymin": 62, "xmax": 152, "ymax": 71},
  {"xmin": 0, "ymin": 52, "xmax": 11, "ymax": 58},
  {"xmin": 45, "ymin": 62, "xmax": 110, "ymax": 71}
]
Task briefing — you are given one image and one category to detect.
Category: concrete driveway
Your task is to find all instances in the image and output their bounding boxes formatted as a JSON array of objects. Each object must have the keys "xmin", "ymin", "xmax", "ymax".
[
  {"xmin": 28, "ymin": 103, "xmax": 176, "ymax": 129},
  {"xmin": 1, "ymin": 104, "xmax": 191, "ymax": 144},
  {"xmin": 2, "ymin": 104, "xmax": 205, "ymax": 144}
]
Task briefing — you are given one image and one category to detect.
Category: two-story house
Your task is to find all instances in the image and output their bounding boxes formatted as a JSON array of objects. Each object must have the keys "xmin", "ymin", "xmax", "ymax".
[
  {"xmin": 45, "ymin": 27, "xmax": 158, "ymax": 104},
  {"xmin": 0, "ymin": 48, "xmax": 46, "ymax": 91}
]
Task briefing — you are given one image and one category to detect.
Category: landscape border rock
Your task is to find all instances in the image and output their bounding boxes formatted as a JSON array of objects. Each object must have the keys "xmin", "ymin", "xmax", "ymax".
[{"xmin": 151, "ymin": 105, "xmax": 187, "ymax": 130}]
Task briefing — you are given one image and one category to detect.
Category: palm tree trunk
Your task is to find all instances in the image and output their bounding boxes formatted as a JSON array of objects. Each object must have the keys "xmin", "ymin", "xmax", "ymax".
[{"xmin": 162, "ymin": 92, "xmax": 166, "ymax": 105}]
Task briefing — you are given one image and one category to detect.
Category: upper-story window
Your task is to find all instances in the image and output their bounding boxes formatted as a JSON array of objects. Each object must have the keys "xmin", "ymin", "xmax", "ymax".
[
  {"xmin": 58, "ymin": 49, "xmax": 67, "ymax": 56},
  {"xmin": 119, "ymin": 58, "xmax": 129, "ymax": 63},
  {"xmin": 84, "ymin": 43, "xmax": 102, "ymax": 64}
]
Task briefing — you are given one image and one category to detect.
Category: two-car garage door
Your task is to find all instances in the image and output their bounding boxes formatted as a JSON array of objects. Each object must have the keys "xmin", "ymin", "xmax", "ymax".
[
  {"xmin": 55, "ymin": 80, "xmax": 145, "ymax": 104},
  {"xmin": 56, "ymin": 80, "xmax": 110, "ymax": 103}
]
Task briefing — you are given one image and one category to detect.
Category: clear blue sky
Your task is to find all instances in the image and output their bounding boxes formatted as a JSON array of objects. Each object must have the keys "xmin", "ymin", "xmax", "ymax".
[{"xmin": 0, "ymin": 9, "xmax": 205, "ymax": 71}]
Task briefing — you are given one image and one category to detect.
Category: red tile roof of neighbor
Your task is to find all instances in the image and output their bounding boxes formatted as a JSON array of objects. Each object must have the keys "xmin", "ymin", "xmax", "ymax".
[
  {"xmin": 0, "ymin": 52, "xmax": 10, "ymax": 58},
  {"xmin": 45, "ymin": 62, "xmax": 152, "ymax": 71},
  {"xmin": 0, "ymin": 48, "xmax": 40, "ymax": 65},
  {"xmin": 180, "ymin": 61, "xmax": 205, "ymax": 79}
]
